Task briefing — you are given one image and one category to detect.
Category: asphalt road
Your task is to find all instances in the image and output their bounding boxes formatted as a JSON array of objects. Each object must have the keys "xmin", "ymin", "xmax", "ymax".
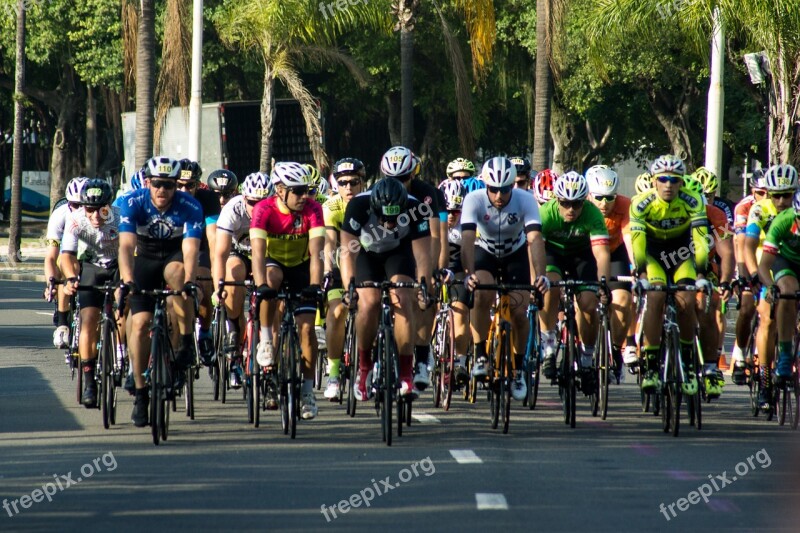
[{"xmin": 0, "ymin": 279, "xmax": 797, "ymax": 532}]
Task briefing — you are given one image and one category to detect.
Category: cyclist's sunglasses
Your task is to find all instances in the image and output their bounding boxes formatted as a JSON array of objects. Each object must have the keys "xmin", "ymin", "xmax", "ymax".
[
  {"xmin": 447, "ymin": 209, "xmax": 461, "ymax": 215},
  {"xmin": 289, "ymin": 186, "xmax": 310, "ymax": 196},
  {"xmin": 558, "ymin": 199, "xmax": 585, "ymax": 209},
  {"xmin": 68, "ymin": 202, "xmax": 80, "ymax": 210},
  {"xmin": 337, "ymin": 178, "xmax": 362, "ymax": 188},
  {"xmin": 769, "ymin": 191, "xmax": 793, "ymax": 200},
  {"xmin": 246, "ymin": 198, "xmax": 261, "ymax": 206},
  {"xmin": 150, "ymin": 180, "xmax": 177, "ymax": 190},
  {"xmin": 656, "ymin": 176, "xmax": 682, "ymax": 184},
  {"xmin": 487, "ymin": 185, "xmax": 513, "ymax": 194},
  {"xmin": 177, "ymin": 180, "xmax": 198, "ymax": 190},
  {"xmin": 84, "ymin": 206, "xmax": 105, "ymax": 214},
  {"xmin": 594, "ymin": 194, "xmax": 616, "ymax": 202}
]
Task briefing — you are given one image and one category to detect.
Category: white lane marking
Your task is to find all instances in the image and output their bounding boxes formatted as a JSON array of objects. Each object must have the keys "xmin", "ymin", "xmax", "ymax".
[
  {"xmin": 450, "ymin": 449, "xmax": 483, "ymax": 464},
  {"xmin": 411, "ymin": 412, "xmax": 440, "ymax": 424},
  {"xmin": 35, "ymin": 312, "xmax": 53, "ymax": 316},
  {"xmin": 15, "ymin": 288, "xmax": 43, "ymax": 293},
  {"xmin": 476, "ymin": 493, "xmax": 508, "ymax": 510}
]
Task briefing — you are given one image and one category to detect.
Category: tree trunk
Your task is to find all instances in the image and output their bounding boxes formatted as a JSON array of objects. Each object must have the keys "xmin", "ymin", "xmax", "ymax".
[
  {"xmin": 385, "ymin": 93, "xmax": 401, "ymax": 146},
  {"xmin": 649, "ymin": 96, "xmax": 694, "ymax": 166},
  {"xmin": 85, "ymin": 85, "xmax": 97, "ymax": 177},
  {"xmin": 135, "ymin": 0, "xmax": 156, "ymax": 168},
  {"xmin": 259, "ymin": 63, "xmax": 275, "ymax": 173},
  {"xmin": 8, "ymin": 0, "xmax": 25, "ymax": 266},
  {"xmin": 533, "ymin": 0, "xmax": 553, "ymax": 170},
  {"xmin": 400, "ymin": 26, "xmax": 414, "ymax": 148},
  {"xmin": 49, "ymin": 66, "xmax": 82, "ymax": 207}
]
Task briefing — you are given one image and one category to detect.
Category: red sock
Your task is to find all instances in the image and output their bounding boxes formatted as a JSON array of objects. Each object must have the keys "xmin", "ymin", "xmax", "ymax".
[
  {"xmin": 399, "ymin": 354, "xmax": 413, "ymax": 382},
  {"xmin": 358, "ymin": 348, "xmax": 372, "ymax": 384}
]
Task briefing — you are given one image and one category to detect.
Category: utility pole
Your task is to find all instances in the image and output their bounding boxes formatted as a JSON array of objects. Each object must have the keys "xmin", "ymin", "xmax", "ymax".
[{"xmin": 187, "ymin": 0, "xmax": 203, "ymax": 161}]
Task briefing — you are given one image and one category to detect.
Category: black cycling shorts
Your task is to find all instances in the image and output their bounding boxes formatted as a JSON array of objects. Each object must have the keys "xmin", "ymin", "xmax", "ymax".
[
  {"xmin": 266, "ymin": 258, "xmax": 316, "ymax": 316},
  {"xmin": 130, "ymin": 249, "xmax": 183, "ymax": 315},
  {"xmin": 608, "ymin": 245, "xmax": 632, "ymax": 292},
  {"xmin": 78, "ymin": 262, "xmax": 119, "ymax": 309},
  {"xmin": 474, "ymin": 245, "xmax": 530, "ymax": 283},
  {"xmin": 355, "ymin": 242, "xmax": 417, "ymax": 283},
  {"xmin": 545, "ymin": 244, "xmax": 598, "ymax": 292}
]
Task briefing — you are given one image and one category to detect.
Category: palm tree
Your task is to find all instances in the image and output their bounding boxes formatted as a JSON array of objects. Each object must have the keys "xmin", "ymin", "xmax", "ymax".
[
  {"xmin": 9, "ymin": 0, "xmax": 26, "ymax": 266},
  {"xmin": 134, "ymin": 0, "xmax": 156, "ymax": 168},
  {"xmin": 532, "ymin": 0, "xmax": 553, "ymax": 170},
  {"xmin": 215, "ymin": 0, "xmax": 387, "ymax": 172},
  {"xmin": 392, "ymin": 0, "xmax": 419, "ymax": 148}
]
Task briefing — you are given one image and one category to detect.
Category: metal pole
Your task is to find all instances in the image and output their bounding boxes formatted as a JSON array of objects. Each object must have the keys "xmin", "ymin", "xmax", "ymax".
[
  {"xmin": 187, "ymin": 0, "xmax": 203, "ymax": 161},
  {"xmin": 704, "ymin": 6, "xmax": 724, "ymax": 179}
]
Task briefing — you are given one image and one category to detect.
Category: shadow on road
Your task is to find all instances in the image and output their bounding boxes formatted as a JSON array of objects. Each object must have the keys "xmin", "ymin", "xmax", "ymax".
[{"xmin": 0, "ymin": 366, "xmax": 82, "ymax": 433}]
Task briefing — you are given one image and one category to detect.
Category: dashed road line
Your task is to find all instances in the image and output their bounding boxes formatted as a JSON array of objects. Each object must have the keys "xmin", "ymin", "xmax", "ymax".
[
  {"xmin": 449, "ymin": 449, "xmax": 483, "ymax": 464},
  {"xmin": 476, "ymin": 493, "xmax": 508, "ymax": 510}
]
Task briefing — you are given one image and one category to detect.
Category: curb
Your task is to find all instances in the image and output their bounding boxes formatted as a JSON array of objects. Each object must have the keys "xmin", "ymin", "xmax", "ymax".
[{"xmin": 0, "ymin": 272, "xmax": 45, "ymax": 282}]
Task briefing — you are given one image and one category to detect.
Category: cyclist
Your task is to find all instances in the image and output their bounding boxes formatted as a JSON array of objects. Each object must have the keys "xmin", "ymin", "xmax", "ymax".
[
  {"xmin": 510, "ymin": 156, "xmax": 532, "ymax": 190},
  {"xmin": 539, "ymin": 171, "xmax": 611, "ymax": 387},
  {"xmin": 630, "ymin": 155, "xmax": 709, "ymax": 394},
  {"xmin": 683, "ymin": 176, "xmax": 733, "ymax": 398},
  {"xmin": 380, "ymin": 146, "xmax": 447, "ymax": 393},
  {"xmin": 118, "ymin": 156, "xmax": 204, "ymax": 428},
  {"xmin": 462, "ymin": 156, "xmax": 550, "ymax": 401},
  {"xmin": 339, "ymin": 177, "xmax": 433, "ymax": 400},
  {"xmin": 533, "ymin": 169, "xmax": 557, "ymax": 205},
  {"xmin": 444, "ymin": 157, "xmax": 484, "ymax": 193},
  {"xmin": 303, "ymin": 163, "xmax": 331, "ymax": 354},
  {"xmin": 635, "ymin": 171, "xmax": 653, "ymax": 195},
  {"xmin": 250, "ymin": 162, "xmax": 325, "ymax": 420},
  {"xmin": 730, "ymin": 171, "xmax": 767, "ymax": 383},
  {"xmin": 46, "ymin": 177, "xmax": 88, "ymax": 350},
  {"xmin": 60, "ymin": 179, "xmax": 120, "ymax": 408},
  {"xmin": 212, "ymin": 172, "xmax": 270, "ymax": 390},
  {"xmin": 585, "ymin": 165, "xmax": 634, "ymax": 380},
  {"xmin": 695, "ymin": 166, "xmax": 735, "ymax": 227},
  {"xmin": 321, "ymin": 158, "xmax": 365, "ymax": 400},
  {"xmin": 747, "ymin": 164, "xmax": 798, "ymax": 408},
  {"xmin": 175, "ymin": 159, "xmax": 221, "ymax": 366},
  {"xmin": 758, "ymin": 187, "xmax": 800, "ymax": 392},
  {"xmin": 206, "ymin": 169, "xmax": 239, "ymax": 209},
  {"xmin": 439, "ymin": 179, "xmax": 471, "ymax": 382}
]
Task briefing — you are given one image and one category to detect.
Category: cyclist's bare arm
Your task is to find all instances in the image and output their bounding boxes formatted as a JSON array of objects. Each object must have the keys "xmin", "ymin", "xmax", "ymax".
[
  {"xmin": 308, "ymin": 235, "xmax": 324, "ymax": 286},
  {"xmin": 250, "ymin": 237, "xmax": 267, "ymax": 287},
  {"xmin": 324, "ymin": 228, "xmax": 338, "ymax": 274},
  {"xmin": 438, "ymin": 219, "xmax": 448, "ymax": 270},
  {"xmin": 757, "ymin": 251, "xmax": 776, "ymax": 288},
  {"xmin": 118, "ymin": 232, "xmax": 137, "ymax": 284},
  {"xmin": 44, "ymin": 243, "xmax": 60, "ymax": 283},
  {"xmin": 206, "ymin": 223, "xmax": 217, "ymax": 261},
  {"xmin": 212, "ymin": 229, "xmax": 233, "ymax": 292},
  {"xmin": 592, "ymin": 243, "xmax": 612, "ymax": 280},
  {"xmin": 744, "ymin": 235, "xmax": 760, "ymax": 277},
  {"xmin": 718, "ymin": 236, "xmax": 735, "ymax": 284},
  {"xmin": 413, "ymin": 236, "xmax": 433, "ymax": 285},
  {"xmin": 182, "ymin": 237, "xmax": 201, "ymax": 285},
  {"xmin": 734, "ymin": 233, "xmax": 747, "ymax": 278},
  {"xmin": 460, "ymin": 229, "xmax": 477, "ymax": 275},
  {"xmin": 526, "ymin": 230, "xmax": 547, "ymax": 281},
  {"xmin": 339, "ymin": 230, "xmax": 360, "ymax": 290}
]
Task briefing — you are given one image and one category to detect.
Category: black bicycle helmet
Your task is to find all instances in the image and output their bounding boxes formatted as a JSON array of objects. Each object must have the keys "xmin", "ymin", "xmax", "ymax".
[
  {"xmin": 80, "ymin": 178, "xmax": 114, "ymax": 207},
  {"xmin": 332, "ymin": 157, "xmax": 366, "ymax": 178},
  {"xmin": 509, "ymin": 156, "xmax": 532, "ymax": 176},
  {"xmin": 207, "ymin": 169, "xmax": 239, "ymax": 194},
  {"xmin": 178, "ymin": 159, "xmax": 202, "ymax": 181},
  {"xmin": 370, "ymin": 177, "xmax": 408, "ymax": 218}
]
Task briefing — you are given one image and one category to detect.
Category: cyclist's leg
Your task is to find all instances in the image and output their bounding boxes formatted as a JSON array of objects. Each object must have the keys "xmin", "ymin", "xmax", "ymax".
[
  {"xmin": 608, "ymin": 246, "xmax": 633, "ymax": 368},
  {"xmin": 196, "ymin": 251, "xmax": 214, "ymax": 363},
  {"xmin": 224, "ymin": 253, "xmax": 248, "ymax": 341},
  {"xmin": 324, "ymin": 269, "xmax": 345, "ymax": 398},
  {"xmin": 386, "ymin": 246, "xmax": 418, "ymax": 394},
  {"xmin": 164, "ymin": 256, "xmax": 196, "ymax": 368},
  {"xmin": 774, "ymin": 259, "xmax": 800, "ymax": 379},
  {"xmin": 573, "ymin": 250, "xmax": 600, "ymax": 365},
  {"xmin": 256, "ymin": 259, "xmax": 285, "ymax": 366},
  {"xmin": 284, "ymin": 260, "xmax": 319, "ymax": 419},
  {"xmin": 354, "ymin": 252, "xmax": 382, "ymax": 398},
  {"xmin": 640, "ymin": 254, "xmax": 668, "ymax": 390},
  {"xmin": 77, "ymin": 265, "xmax": 103, "ymax": 406},
  {"xmin": 452, "ymin": 277, "xmax": 471, "ymax": 380}
]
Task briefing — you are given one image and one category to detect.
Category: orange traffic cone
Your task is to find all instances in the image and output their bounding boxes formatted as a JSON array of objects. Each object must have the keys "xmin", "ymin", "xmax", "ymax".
[{"xmin": 718, "ymin": 352, "xmax": 729, "ymax": 371}]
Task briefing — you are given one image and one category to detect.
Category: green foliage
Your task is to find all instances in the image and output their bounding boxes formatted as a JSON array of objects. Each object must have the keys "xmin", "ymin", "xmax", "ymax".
[{"xmin": 68, "ymin": 0, "xmax": 123, "ymax": 90}]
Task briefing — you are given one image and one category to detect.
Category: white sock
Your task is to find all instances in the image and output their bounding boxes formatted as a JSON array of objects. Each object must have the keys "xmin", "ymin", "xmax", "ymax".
[
  {"xmin": 731, "ymin": 344, "xmax": 744, "ymax": 362},
  {"xmin": 260, "ymin": 326, "xmax": 270, "ymax": 342}
]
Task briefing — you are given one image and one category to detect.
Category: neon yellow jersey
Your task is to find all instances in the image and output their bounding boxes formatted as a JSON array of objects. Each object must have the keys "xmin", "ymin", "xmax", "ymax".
[
  {"xmin": 743, "ymin": 199, "xmax": 778, "ymax": 247},
  {"xmin": 629, "ymin": 187, "xmax": 709, "ymax": 274},
  {"xmin": 323, "ymin": 194, "xmax": 347, "ymax": 232}
]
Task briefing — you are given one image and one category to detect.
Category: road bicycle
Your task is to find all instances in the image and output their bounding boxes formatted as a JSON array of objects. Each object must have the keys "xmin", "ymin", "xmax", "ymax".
[
  {"xmin": 354, "ymin": 279, "xmax": 428, "ymax": 446},
  {"xmin": 212, "ymin": 279, "xmax": 253, "ymax": 404},
  {"xmin": 767, "ymin": 288, "xmax": 800, "ymax": 429},
  {"xmin": 342, "ymin": 302, "xmax": 358, "ymax": 416},
  {"xmin": 50, "ymin": 278, "xmax": 82, "ymax": 403},
  {"xmin": 470, "ymin": 281, "xmax": 540, "ymax": 434},
  {"xmin": 431, "ymin": 274, "xmax": 459, "ymax": 411}
]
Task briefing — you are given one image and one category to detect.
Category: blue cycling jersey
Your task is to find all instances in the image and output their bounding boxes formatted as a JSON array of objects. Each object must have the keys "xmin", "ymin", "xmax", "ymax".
[
  {"xmin": 118, "ymin": 188, "xmax": 204, "ymax": 257},
  {"xmin": 461, "ymin": 176, "xmax": 486, "ymax": 193}
]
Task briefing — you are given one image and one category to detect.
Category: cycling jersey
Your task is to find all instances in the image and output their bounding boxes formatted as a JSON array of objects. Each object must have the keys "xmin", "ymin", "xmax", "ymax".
[
  {"xmin": 540, "ymin": 199, "xmax": 609, "ymax": 254},
  {"xmin": 45, "ymin": 203, "xmax": 73, "ymax": 246},
  {"xmin": 600, "ymin": 195, "xmax": 631, "ymax": 253},
  {"xmin": 763, "ymin": 209, "xmax": 800, "ymax": 263},
  {"xmin": 323, "ymin": 194, "xmax": 347, "ymax": 232},
  {"xmin": 460, "ymin": 189, "xmax": 542, "ymax": 258},
  {"xmin": 118, "ymin": 188, "xmax": 204, "ymax": 258},
  {"xmin": 712, "ymin": 197, "xmax": 735, "ymax": 227},
  {"xmin": 733, "ymin": 195, "xmax": 758, "ymax": 235},
  {"xmin": 249, "ymin": 195, "xmax": 325, "ymax": 267},
  {"xmin": 408, "ymin": 179, "xmax": 447, "ymax": 224},
  {"xmin": 629, "ymin": 188, "xmax": 709, "ymax": 274},
  {"xmin": 216, "ymin": 195, "xmax": 252, "ymax": 256},
  {"xmin": 341, "ymin": 193, "xmax": 431, "ymax": 254},
  {"xmin": 61, "ymin": 206, "xmax": 121, "ymax": 269},
  {"xmin": 460, "ymin": 176, "xmax": 486, "ymax": 193},
  {"xmin": 193, "ymin": 188, "xmax": 222, "ymax": 253},
  {"xmin": 706, "ymin": 204, "xmax": 731, "ymax": 258},
  {"xmin": 744, "ymin": 199, "xmax": 779, "ymax": 244}
]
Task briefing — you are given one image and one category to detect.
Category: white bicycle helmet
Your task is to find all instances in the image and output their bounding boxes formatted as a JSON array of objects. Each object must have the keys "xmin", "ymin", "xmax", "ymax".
[
  {"xmin": 585, "ymin": 165, "xmax": 619, "ymax": 196},
  {"xmin": 380, "ymin": 146, "xmax": 415, "ymax": 178},
  {"xmin": 65, "ymin": 177, "xmax": 89, "ymax": 202},
  {"xmin": 793, "ymin": 190, "xmax": 800, "ymax": 215},
  {"xmin": 440, "ymin": 179, "xmax": 467, "ymax": 210},
  {"xmin": 481, "ymin": 157, "xmax": 517, "ymax": 188},
  {"xmin": 649, "ymin": 155, "xmax": 686, "ymax": 177},
  {"xmin": 145, "ymin": 156, "xmax": 181, "ymax": 179},
  {"xmin": 241, "ymin": 172, "xmax": 271, "ymax": 200},
  {"xmin": 554, "ymin": 171, "xmax": 589, "ymax": 201},
  {"xmin": 271, "ymin": 162, "xmax": 309, "ymax": 188},
  {"xmin": 764, "ymin": 164, "xmax": 798, "ymax": 192},
  {"xmin": 635, "ymin": 172, "xmax": 653, "ymax": 194}
]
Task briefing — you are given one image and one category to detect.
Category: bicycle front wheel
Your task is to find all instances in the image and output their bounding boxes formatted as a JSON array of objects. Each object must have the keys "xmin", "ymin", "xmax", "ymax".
[
  {"xmin": 501, "ymin": 323, "xmax": 512, "ymax": 434},
  {"xmin": 345, "ymin": 314, "xmax": 358, "ymax": 417},
  {"xmin": 100, "ymin": 319, "xmax": 114, "ymax": 429},
  {"xmin": 596, "ymin": 318, "xmax": 611, "ymax": 420}
]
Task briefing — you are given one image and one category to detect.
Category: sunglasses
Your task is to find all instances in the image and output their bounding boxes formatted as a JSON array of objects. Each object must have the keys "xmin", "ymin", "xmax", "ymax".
[
  {"xmin": 68, "ymin": 202, "xmax": 80, "ymax": 210},
  {"xmin": 220, "ymin": 192, "xmax": 234, "ymax": 200},
  {"xmin": 769, "ymin": 191, "xmax": 793, "ymax": 200},
  {"xmin": 487, "ymin": 185, "xmax": 513, "ymax": 194},
  {"xmin": 753, "ymin": 189, "xmax": 767, "ymax": 196},
  {"xmin": 594, "ymin": 194, "xmax": 616, "ymax": 202},
  {"xmin": 150, "ymin": 180, "xmax": 177, "ymax": 190},
  {"xmin": 337, "ymin": 179, "xmax": 362, "ymax": 188},
  {"xmin": 177, "ymin": 181, "xmax": 198, "ymax": 190},
  {"xmin": 558, "ymin": 199, "xmax": 585, "ymax": 209},
  {"xmin": 289, "ymin": 186, "xmax": 310, "ymax": 196},
  {"xmin": 656, "ymin": 176, "xmax": 681, "ymax": 184},
  {"xmin": 447, "ymin": 209, "xmax": 462, "ymax": 215},
  {"xmin": 246, "ymin": 198, "xmax": 261, "ymax": 206},
  {"xmin": 84, "ymin": 206, "xmax": 103, "ymax": 214}
]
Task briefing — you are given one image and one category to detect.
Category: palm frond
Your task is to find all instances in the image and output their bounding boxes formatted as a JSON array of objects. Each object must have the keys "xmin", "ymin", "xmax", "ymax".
[
  {"xmin": 154, "ymin": 0, "xmax": 191, "ymax": 149},
  {"xmin": 122, "ymin": 0, "xmax": 138, "ymax": 96},
  {"xmin": 275, "ymin": 64, "xmax": 329, "ymax": 169},
  {"xmin": 453, "ymin": 0, "xmax": 496, "ymax": 81},
  {"xmin": 294, "ymin": 45, "xmax": 372, "ymax": 88}
]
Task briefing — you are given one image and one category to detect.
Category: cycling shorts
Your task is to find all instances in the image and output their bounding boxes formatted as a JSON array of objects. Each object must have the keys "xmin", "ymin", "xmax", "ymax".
[
  {"xmin": 130, "ymin": 249, "xmax": 184, "ymax": 315},
  {"xmin": 78, "ymin": 262, "xmax": 119, "ymax": 309},
  {"xmin": 771, "ymin": 255, "xmax": 800, "ymax": 283},
  {"xmin": 608, "ymin": 246, "xmax": 632, "ymax": 292},
  {"xmin": 545, "ymin": 244, "xmax": 597, "ymax": 293},
  {"xmin": 266, "ymin": 257, "xmax": 316, "ymax": 316},
  {"xmin": 474, "ymin": 245, "xmax": 530, "ymax": 284},
  {"xmin": 642, "ymin": 237, "xmax": 696, "ymax": 285},
  {"xmin": 326, "ymin": 268, "xmax": 344, "ymax": 302},
  {"xmin": 355, "ymin": 242, "xmax": 416, "ymax": 283}
]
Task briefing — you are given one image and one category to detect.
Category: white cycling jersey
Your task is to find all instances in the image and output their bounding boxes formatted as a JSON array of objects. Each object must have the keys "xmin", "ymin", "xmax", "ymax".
[
  {"xmin": 46, "ymin": 203, "xmax": 72, "ymax": 244},
  {"xmin": 460, "ymin": 189, "xmax": 542, "ymax": 257},
  {"xmin": 61, "ymin": 206, "xmax": 121, "ymax": 269},
  {"xmin": 216, "ymin": 195, "xmax": 252, "ymax": 255}
]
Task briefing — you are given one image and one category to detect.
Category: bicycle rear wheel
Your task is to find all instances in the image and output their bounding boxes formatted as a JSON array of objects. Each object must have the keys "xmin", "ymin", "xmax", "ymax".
[
  {"xmin": 561, "ymin": 327, "xmax": 577, "ymax": 428},
  {"xmin": 441, "ymin": 311, "xmax": 456, "ymax": 411},
  {"xmin": 253, "ymin": 360, "xmax": 262, "ymax": 428},
  {"xmin": 792, "ymin": 365, "xmax": 799, "ymax": 430},
  {"xmin": 149, "ymin": 329, "xmax": 164, "ymax": 445},
  {"xmin": 596, "ymin": 317, "xmax": 611, "ymax": 420},
  {"xmin": 501, "ymin": 324, "xmax": 512, "ymax": 434},
  {"xmin": 489, "ymin": 332, "xmax": 500, "ymax": 430},
  {"xmin": 527, "ymin": 324, "xmax": 542, "ymax": 411},
  {"xmin": 345, "ymin": 315, "xmax": 358, "ymax": 416},
  {"xmin": 100, "ymin": 320, "xmax": 114, "ymax": 429},
  {"xmin": 778, "ymin": 384, "xmax": 788, "ymax": 426},
  {"xmin": 211, "ymin": 305, "xmax": 226, "ymax": 401},
  {"xmin": 288, "ymin": 330, "xmax": 299, "ymax": 439}
]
